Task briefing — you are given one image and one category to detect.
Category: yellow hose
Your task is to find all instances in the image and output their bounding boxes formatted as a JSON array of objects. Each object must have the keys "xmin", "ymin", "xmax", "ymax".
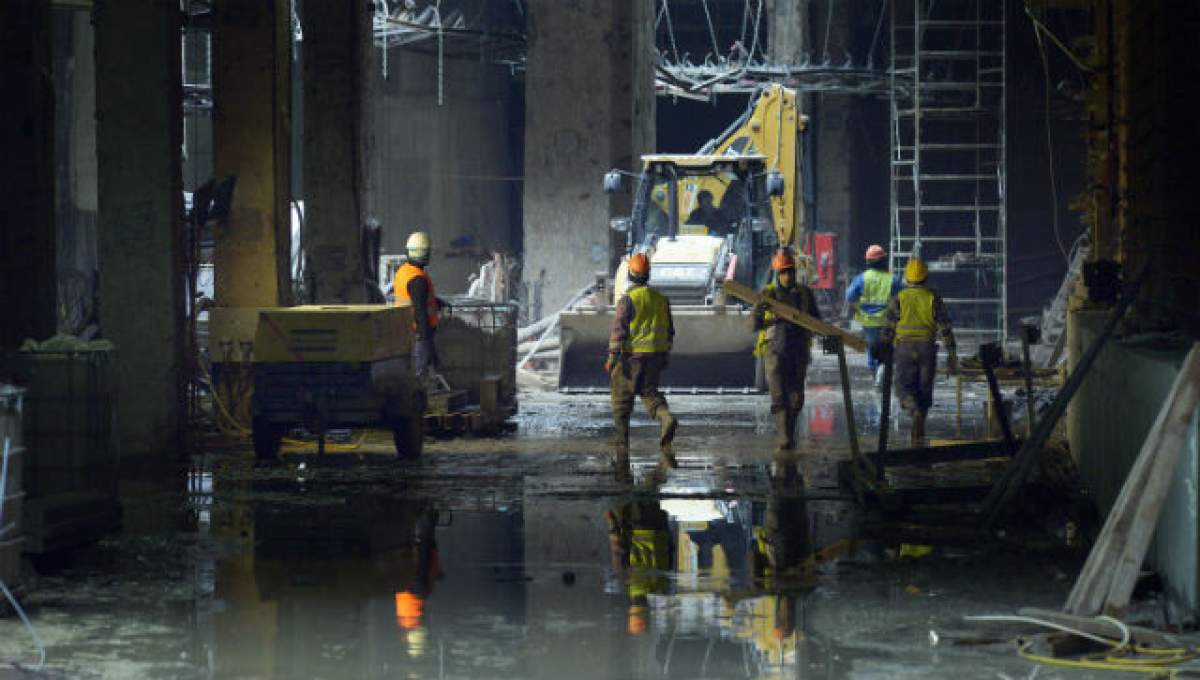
[{"xmin": 1017, "ymin": 638, "xmax": 1198, "ymax": 675}]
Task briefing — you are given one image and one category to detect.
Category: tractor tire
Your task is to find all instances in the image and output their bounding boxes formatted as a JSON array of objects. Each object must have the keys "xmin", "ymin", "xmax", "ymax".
[
  {"xmin": 392, "ymin": 413, "xmax": 425, "ymax": 459},
  {"xmin": 252, "ymin": 418, "xmax": 283, "ymax": 462}
]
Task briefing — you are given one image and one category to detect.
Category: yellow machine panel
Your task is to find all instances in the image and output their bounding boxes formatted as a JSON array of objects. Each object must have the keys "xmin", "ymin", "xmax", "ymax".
[{"xmin": 253, "ymin": 305, "xmax": 415, "ymax": 363}]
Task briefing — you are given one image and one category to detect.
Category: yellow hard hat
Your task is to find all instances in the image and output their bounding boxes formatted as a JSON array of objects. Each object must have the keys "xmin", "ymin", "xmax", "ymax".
[{"xmin": 904, "ymin": 258, "xmax": 928, "ymax": 284}]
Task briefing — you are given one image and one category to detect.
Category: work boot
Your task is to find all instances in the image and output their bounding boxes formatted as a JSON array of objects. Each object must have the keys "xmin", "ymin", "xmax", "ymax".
[
  {"xmin": 657, "ymin": 410, "xmax": 679, "ymax": 468},
  {"xmin": 910, "ymin": 411, "xmax": 926, "ymax": 448}
]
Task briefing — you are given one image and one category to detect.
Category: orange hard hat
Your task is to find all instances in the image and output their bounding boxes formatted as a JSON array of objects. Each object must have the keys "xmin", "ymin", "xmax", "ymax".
[
  {"xmin": 395, "ymin": 591, "xmax": 424, "ymax": 630},
  {"xmin": 865, "ymin": 244, "xmax": 886, "ymax": 261},
  {"xmin": 771, "ymin": 250, "xmax": 796, "ymax": 272},
  {"xmin": 627, "ymin": 605, "xmax": 648, "ymax": 635},
  {"xmin": 628, "ymin": 253, "xmax": 651, "ymax": 276}
]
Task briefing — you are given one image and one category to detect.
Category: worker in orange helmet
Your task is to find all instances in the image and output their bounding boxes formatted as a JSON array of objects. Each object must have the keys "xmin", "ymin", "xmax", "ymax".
[
  {"xmin": 606, "ymin": 252, "xmax": 678, "ymax": 470},
  {"xmin": 845, "ymin": 244, "xmax": 903, "ymax": 387},
  {"xmin": 752, "ymin": 249, "xmax": 822, "ymax": 452}
]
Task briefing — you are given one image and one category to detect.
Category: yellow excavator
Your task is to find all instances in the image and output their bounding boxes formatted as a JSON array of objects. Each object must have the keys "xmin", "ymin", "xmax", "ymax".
[{"xmin": 558, "ymin": 85, "xmax": 807, "ymax": 391}]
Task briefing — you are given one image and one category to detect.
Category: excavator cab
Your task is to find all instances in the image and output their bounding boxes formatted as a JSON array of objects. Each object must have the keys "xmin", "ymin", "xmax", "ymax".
[{"xmin": 617, "ymin": 154, "xmax": 779, "ymax": 302}]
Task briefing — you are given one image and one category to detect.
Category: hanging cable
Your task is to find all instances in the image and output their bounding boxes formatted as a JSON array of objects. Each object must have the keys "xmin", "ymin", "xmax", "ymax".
[
  {"xmin": 866, "ymin": 0, "xmax": 887, "ymax": 68},
  {"xmin": 661, "ymin": 0, "xmax": 680, "ymax": 64},
  {"xmin": 435, "ymin": 0, "xmax": 445, "ymax": 106},
  {"xmin": 700, "ymin": 0, "xmax": 720, "ymax": 61},
  {"xmin": 1031, "ymin": 8, "xmax": 1069, "ymax": 265},
  {"xmin": 747, "ymin": 0, "xmax": 764, "ymax": 62},
  {"xmin": 1024, "ymin": 2, "xmax": 1093, "ymax": 73},
  {"xmin": 738, "ymin": 0, "xmax": 751, "ymax": 53},
  {"xmin": 821, "ymin": 0, "xmax": 834, "ymax": 64}
]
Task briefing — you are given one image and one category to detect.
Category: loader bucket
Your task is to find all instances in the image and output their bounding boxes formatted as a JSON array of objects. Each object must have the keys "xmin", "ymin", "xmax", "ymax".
[{"xmin": 558, "ymin": 305, "xmax": 759, "ymax": 392}]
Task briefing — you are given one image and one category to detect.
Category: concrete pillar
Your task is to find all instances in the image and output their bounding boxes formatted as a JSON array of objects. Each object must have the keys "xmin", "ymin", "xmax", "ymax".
[
  {"xmin": 810, "ymin": 1, "xmax": 855, "ymax": 265},
  {"xmin": 0, "ymin": 0, "xmax": 56, "ymax": 348},
  {"xmin": 769, "ymin": 0, "xmax": 809, "ymax": 65},
  {"xmin": 302, "ymin": 0, "xmax": 372, "ymax": 303},
  {"xmin": 211, "ymin": 0, "xmax": 293, "ymax": 308},
  {"xmin": 522, "ymin": 0, "xmax": 655, "ymax": 316},
  {"xmin": 94, "ymin": 1, "xmax": 186, "ymax": 455}
]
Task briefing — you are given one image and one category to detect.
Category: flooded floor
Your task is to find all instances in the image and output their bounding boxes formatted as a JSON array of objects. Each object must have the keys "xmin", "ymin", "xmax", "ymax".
[{"xmin": 1, "ymin": 359, "xmax": 1099, "ymax": 679}]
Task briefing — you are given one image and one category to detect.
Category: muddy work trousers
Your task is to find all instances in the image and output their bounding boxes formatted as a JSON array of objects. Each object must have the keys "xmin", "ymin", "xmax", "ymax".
[
  {"xmin": 610, "ymin": 354, "xmax": 671, "ymax": 447},
  {"xmin": 764, "ymin": 352, "xmax": 809, "ymax": 450},
  {"xmin": 893, "ymin": 340, "xmax": 938, "ymax": 416}
]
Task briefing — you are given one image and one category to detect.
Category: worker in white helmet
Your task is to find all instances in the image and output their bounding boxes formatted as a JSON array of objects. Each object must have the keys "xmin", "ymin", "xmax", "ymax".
[{"xmin": 393, "ymin": 231, "xmax": 445, "ymax": 375}]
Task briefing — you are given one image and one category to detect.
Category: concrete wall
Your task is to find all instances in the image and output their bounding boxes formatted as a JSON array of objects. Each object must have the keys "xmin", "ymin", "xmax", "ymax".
[
  {"xmin": 522, "ymin": 0, "xmax": 655, "ymax": 316},
  {"xmin": 372, "ymin": 53, "xmax": 521, "ymax": 296},
  {"xmin": 94, "ymin": 1, "xmax": 186, "ymax": 456},
  {"xmin": 1068, "ymin": 310, "xmax": 1200, "ymax": 622}
]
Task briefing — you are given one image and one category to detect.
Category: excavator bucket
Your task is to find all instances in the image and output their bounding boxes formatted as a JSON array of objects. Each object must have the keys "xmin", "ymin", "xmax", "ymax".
[{"xmin": 558, "ymin": 305, "xmax": 759, "ymax": 392}]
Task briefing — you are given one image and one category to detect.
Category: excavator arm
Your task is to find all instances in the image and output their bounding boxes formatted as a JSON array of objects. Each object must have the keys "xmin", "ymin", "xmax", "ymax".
[{"xmin": 697, "ymin": 85, "xmax": 806, "ymax": 249}]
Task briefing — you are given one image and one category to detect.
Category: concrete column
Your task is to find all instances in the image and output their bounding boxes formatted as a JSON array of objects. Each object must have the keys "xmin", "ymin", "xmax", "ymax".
[
  {"xmin": 0, "ymin": 0, "xmax": 56, "ymax": 348},
  {"xmin": 769, "ymin": 0, "xmax": 808, "ymax": 65},
  {"xmin": 302, "ymin": 0, "xmax": 372, "ymax": 303},
  {"xmin": 522, "ymin": 0, "xmax": 655, "ymax": 316},
  {"xmin": 211, "ymin": 0, "xmax": 293, "ymax": 308},
  {"xmin": 810, "ymin": 1, "xmax": 855, "ymax": 264},
  {"xmin": 94, "ymin": 1, "xmax": 186, "ymax": 455}
]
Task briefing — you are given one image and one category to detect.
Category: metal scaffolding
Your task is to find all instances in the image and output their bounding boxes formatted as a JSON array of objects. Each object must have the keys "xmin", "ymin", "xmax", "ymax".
[{"xmin": 890, "ymin": 0, "xmax": 1007, "ymax": 345}]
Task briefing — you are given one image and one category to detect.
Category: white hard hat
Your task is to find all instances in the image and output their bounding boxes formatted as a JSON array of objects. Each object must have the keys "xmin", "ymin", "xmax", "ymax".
[{"xmin": 406, "ymin": 231, "xmax": 431, "ymax": 263}]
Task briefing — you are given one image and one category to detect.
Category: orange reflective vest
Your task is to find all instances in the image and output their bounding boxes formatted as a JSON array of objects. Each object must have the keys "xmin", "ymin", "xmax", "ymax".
[{"xmin": 393, "ymin": 262, "xmax": 439, "ymax": 329}]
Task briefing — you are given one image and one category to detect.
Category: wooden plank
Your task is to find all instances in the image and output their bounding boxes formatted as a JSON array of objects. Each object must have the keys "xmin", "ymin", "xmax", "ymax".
[
  {"xmin": 1064, "ymin": 343, "xmax": 1200, "ymax": 616},
  {"xmin": 722, "ymin": 280, "xmax": 867, "ymax": 352}
]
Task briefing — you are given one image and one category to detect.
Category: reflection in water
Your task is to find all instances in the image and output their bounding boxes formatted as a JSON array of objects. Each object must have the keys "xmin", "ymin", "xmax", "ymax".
[{"xmin": 193, "ymin": 458, "xmax": 840, "ymax": 680}]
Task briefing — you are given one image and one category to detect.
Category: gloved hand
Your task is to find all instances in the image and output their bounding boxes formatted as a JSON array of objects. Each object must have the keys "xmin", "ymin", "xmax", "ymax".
[
  {"xmin": 604, "ymin": 353, "xmax": 616, "ymax": 373},
  {"xmin": 946, "ymin": 352, "xmax": 959, "ymax": 376},
  {"xmin": 753, "ymin": 301, "xmax": 769, "ymax": 316}
]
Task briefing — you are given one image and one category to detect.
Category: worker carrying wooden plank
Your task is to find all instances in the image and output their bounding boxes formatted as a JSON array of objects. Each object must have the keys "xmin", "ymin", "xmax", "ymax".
[
  {"xmin": 750, "ymin": 250, "xmax": 823, "ymax": 452},
  {"xmin": 876, "ymin": 257, "xmax": 958, "ymax": 447}
]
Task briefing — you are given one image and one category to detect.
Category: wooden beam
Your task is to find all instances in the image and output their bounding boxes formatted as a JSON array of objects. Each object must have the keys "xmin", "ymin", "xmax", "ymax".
[
  {"xmin": 1064, "ymin": 343, "xmax": 1200, "ymax": 616},
  {"xmin": 722, "ymin": 280, "xmax": 867, "ymax": 352}
]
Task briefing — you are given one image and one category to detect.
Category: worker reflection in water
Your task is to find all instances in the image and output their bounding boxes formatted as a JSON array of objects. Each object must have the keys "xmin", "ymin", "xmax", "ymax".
[
  {"xmin": 394, "ymin": 507, "xmax": 442, "ymax": 656},
  {"xmin": 753, "ymin": 250, "xmax": 821, "ymax": 452},
  {"xmin": 393, "ymin": 231, "xmax": 445, "ymax": 377},
  {"xmin": 607, "ymin": 253, "xmax": 679, "ymax": 469},
  {"xmin": 876, "ymin": 257, "xmax": 958, "ymax": 446},
  {"xmin": 845, "ymin": 244, "xmax": 903, "ymax": 387},
  {"xmin": 606, "ymin": 468, "xmax": 673, "ymax": 636}
]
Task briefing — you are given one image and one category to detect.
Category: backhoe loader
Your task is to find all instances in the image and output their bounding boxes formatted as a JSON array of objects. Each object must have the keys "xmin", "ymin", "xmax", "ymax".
[{"xmin": 558, "ymin": 85, "xmax": 808, "ymax": 391}]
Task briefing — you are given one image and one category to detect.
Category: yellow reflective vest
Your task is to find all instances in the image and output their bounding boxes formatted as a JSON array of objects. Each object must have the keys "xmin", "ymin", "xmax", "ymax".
[
  {"xmin": 854, "ymin": 268, "xmax": 895, "ymax": 327},
  {"xmin": 895, "ymin": 287, "xmax": 937, "ymax": 342},
  {"xmin": 626, "ymin": 285, "xmax": 672, "ymax": 354}
]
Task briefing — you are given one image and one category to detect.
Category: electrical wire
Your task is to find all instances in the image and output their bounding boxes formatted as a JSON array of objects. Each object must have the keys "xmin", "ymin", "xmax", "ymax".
[
  {"xmin": 1023, "ymin": 2, "xmax": 1093, "ymax": 74},
  {"xmin": 1030, "ymin": 7, "xmax": 1069, "ymax": 266},
  {"xmin": 966, "ymin": 613, "xmax": 1200, "ymax": 675},
  {"xmin": 1, "ymin": 437, "xmax": 47, "ymax": 671}
]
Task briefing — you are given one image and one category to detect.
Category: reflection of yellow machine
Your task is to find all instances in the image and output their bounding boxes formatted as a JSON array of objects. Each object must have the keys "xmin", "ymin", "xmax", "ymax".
[{"xmin": 559, "ymin": 85, "xmax": 809, "ymax": 391}]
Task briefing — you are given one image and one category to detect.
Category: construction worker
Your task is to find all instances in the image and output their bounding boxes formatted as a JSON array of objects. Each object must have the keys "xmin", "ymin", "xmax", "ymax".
[
  {"xmin": 876, "ymin": 257, "xmax": 958, "ymax": 446},
  {"xmin": 393, "ymin": 231, "xmax": 443, "ymax": 376},
  {"xmin": 752, "ymin": 250, "xmax": 821, "ymax": 452},
  {"xmin": 606, "ymin": 252, "xmax": 679, "ymax": 468},
  {"xmin": 845, "ymin": 244, "xmax": 903, "ymax": 385}
]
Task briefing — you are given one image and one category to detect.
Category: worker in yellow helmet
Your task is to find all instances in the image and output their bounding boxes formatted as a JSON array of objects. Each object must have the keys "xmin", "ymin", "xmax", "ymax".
[
  {"xmin": 877, "ymin": 258, "xmax": 957, "ymax": 446},
  {"xmin": 393, "ymin": 231, "xmax": 446, "ymax": 377},
  {"xmin": 752, "ymin": 250, "xmax": 822, "ymax": 452},
  {"xmin": 606, "ymin": 252, "xmax": 678, "ymax": 470}
]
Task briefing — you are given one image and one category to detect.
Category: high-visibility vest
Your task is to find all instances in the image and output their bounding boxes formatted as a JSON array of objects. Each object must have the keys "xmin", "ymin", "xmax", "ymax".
[
  {"xmin": 753, "ymin": 283, "xmax": 813, "ymax": 357},
  {"xmin": 393, "ymin": 262, "xmax": 439, "ymax": 330},
  {"xmin": 625, "ymin": 285, "xmax": 671, "ymax": 354},
  {"xmin": 855, "ymin": 268, "xmax": 895, "ymax": 327},
  {"xmin": 895, "ymin": 286, "xmax": 937, "ymax": 342}
]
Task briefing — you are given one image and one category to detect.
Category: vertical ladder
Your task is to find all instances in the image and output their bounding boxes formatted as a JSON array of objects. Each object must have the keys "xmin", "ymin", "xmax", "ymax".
[{"xmin": 890, "ymin": 0, "xmax": 1008, "ymax": 349}]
